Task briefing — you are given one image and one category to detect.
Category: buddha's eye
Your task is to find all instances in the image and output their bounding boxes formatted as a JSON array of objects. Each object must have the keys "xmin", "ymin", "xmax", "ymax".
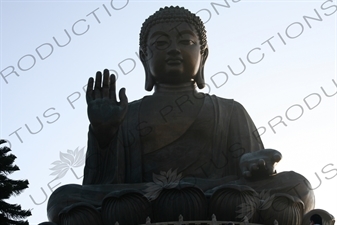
[
  {"xmin": 180, "ymin": 40, "xmax": 195, "ymax": 45},
  {"xmin": 155, "ymin": 41, "xmax": 169, "ymax": 47},
  {"xmin": 151, "ymin": 39, "xmax": 170, "ymax": 50}
]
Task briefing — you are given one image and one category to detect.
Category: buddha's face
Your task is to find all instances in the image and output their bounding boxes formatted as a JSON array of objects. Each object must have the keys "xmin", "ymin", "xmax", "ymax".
[{"xmin": 142, "ymin": 22, "xmax": 206, "ymax": 85}]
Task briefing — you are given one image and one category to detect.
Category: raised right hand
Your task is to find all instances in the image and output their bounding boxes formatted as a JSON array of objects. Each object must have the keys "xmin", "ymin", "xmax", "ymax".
[{"xmin": 86, "ymin": 69, "xmax": 128, "ymax": 145}]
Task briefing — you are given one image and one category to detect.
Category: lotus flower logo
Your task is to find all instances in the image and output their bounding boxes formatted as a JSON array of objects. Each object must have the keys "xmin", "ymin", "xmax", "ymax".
[
  {"xmin": 144, "ymin": 168, "xmax": 183, "ymax": 201},
  {"xmin": 50, "ymin": 147, "xmax": 85, "ymax": 180}
]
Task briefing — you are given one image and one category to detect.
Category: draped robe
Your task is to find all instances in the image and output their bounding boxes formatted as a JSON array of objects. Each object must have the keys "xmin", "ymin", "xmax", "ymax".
[
  {"xmin": 83, "ymin": 91, "xmax": 264, "ymax": 185},
  {"xmin": 47, "ymin": 90, "xmax": 315, "ymax": 224}
]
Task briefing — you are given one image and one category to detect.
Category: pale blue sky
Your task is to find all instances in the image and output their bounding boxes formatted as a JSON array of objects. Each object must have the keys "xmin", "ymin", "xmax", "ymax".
[{"xmin": 1, "ymin": 0, "xmax": 336, "ymax": 224}]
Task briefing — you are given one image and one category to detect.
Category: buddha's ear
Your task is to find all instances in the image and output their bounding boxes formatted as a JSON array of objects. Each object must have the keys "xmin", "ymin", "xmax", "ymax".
[
  {"xmin": 195, "ymin": 46, "xmax": 209, "ymax": 89},
  {"xmin": 139, "ymin": 48, "xmax": 155, "ymax": 91}
]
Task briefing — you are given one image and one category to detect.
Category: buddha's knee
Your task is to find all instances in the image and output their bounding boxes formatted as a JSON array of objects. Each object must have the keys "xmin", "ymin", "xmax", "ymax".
[
  {"xmin": 273, "ymin": 171, "xmax": 315, "ymax": 213},
  {"xmin": 47, "ymin": 184, "xmax": 83, "ymax": 223},
  {"xmin": 242, "ymin": 171, "xmax": 315, "ymax": 213}
]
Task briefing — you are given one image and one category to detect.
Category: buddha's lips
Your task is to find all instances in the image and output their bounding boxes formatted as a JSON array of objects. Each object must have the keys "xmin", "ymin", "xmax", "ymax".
[{"xmin": 166, "ymin": 58, "xmax": 183, "ymax": 65}]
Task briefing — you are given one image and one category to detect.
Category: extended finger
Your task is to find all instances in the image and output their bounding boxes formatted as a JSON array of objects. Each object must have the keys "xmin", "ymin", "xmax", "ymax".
[
  {"xmin": 102, "ymin": 69, "xmax": 109, "ymax": 98},
  {"xmin": 119, "ymin": 88, "xmax": 128, "ymax": 109},
  {"xmin": 109, "ymin": 74, "xmax": 116, "ymax": 101},
  {"xmin": 94, "ymin": 71, "xmax": 102, "ymax": 99},
  {"xmin": 86, "ymin": 77, "xmax": 94, "ymax": 102}
]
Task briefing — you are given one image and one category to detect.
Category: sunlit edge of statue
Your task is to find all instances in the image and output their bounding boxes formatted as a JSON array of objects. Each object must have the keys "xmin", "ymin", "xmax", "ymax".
[{"xmin": 41, "ymin": 6, "xmax": 334, "ymax": 225}]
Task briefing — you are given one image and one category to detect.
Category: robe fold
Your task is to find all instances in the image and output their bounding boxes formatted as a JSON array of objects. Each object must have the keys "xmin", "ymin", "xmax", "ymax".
[{"xmin": 83, "ymin": 93, "xmax": 264, "ymax": 185}]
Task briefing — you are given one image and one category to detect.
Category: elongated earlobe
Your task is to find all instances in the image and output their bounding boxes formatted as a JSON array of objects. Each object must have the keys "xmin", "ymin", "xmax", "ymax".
[
  {"xmin": 195, "ymin": 47, "xmax": 208, "ymax": 89},
  {"xmin": 195, "ymin": 66, "xmax": 205, "ymax": 89},
  {"xmin": 140, "ymin": 49, "xmax": 155, "ymax": 91},
  {"xmin": 145, "ymin": 73, "xmax": 155, "ymax": 91}
]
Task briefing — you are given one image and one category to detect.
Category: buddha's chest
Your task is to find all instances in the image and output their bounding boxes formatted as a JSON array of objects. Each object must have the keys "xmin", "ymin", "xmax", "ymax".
[
  {"xmin": 139, "ymin": 94, "xmax": 219, "ymax": 181},
  {"xmin": 139, "ymin": 93, "xmax": 214, "ymax": 154}
]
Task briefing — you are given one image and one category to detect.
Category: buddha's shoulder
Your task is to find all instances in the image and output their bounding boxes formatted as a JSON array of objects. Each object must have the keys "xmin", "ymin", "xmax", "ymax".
[
  {"xmin": 205, "ymin": 94, "xmax": 246, "ymax": 109},
  {"xmin": 126, "ymin": 94, "xmax": 246, "ymax": 111},
  {"xmin": 128, "ymin": 98, "xmax": 143, "ymax": 106}
]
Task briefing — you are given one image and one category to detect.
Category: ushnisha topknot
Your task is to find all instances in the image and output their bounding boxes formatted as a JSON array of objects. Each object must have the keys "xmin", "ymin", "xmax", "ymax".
[{"xmin": 139, "ymin": 6, "xmax": 207, "ymax": 55}]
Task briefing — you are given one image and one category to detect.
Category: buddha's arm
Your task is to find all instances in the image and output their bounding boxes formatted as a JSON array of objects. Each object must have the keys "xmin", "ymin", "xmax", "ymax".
[
  {"xmin": 206, "ymin": 97, "xmax": 264, "ymax": 178},
  {"xmin": 220, "ymin": 100, "xmax": 266, "ymax": 178},
  {"xmin": 227, "ymin": 101, "xmax": 264, "ymax": 154},
  {"xmin": 83, "ymin": 69, "xmax": 128, "ymax": 185},
  {"xmin": 82, "ymin": 126, "xmax": 125, "ymax": 185},
  {"xmin": 227, "ymin": 101, "xmax": 282, "ymax": 179}
]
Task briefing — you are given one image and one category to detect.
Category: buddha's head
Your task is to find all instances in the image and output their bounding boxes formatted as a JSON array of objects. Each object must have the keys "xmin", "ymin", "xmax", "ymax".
[{"xmin": 139, "ymin": 6, "xmax": 208, "ymax": 91}]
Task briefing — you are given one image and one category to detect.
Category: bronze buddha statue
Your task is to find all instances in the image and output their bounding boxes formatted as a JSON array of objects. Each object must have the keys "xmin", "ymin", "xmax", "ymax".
[{"xmin": 40, "ymin": 6, "xmax": 333, "ymax": 225}]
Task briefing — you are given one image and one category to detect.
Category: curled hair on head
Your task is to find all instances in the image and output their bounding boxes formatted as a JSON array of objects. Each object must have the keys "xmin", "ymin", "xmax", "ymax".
[{"xmin": 139, "ymin": 6, "xmax": 207, "ymax": 55}]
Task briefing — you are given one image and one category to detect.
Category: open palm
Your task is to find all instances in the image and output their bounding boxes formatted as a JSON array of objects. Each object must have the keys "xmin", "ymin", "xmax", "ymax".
[{"xmin": 86, "ymin": 69, "xmax": 128, "ymax": 146}]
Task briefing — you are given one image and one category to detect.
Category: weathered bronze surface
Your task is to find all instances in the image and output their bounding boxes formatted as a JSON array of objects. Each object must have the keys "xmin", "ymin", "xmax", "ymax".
[{"xmin": 41, "ymin": 6, "xmax": 334, "ymax": 225}]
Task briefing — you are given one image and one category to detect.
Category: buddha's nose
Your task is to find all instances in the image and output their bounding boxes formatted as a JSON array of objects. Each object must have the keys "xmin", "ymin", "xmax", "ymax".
[{"xmin": 167, "ymin": 42, "xmax": 181, "ymax": 55}]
